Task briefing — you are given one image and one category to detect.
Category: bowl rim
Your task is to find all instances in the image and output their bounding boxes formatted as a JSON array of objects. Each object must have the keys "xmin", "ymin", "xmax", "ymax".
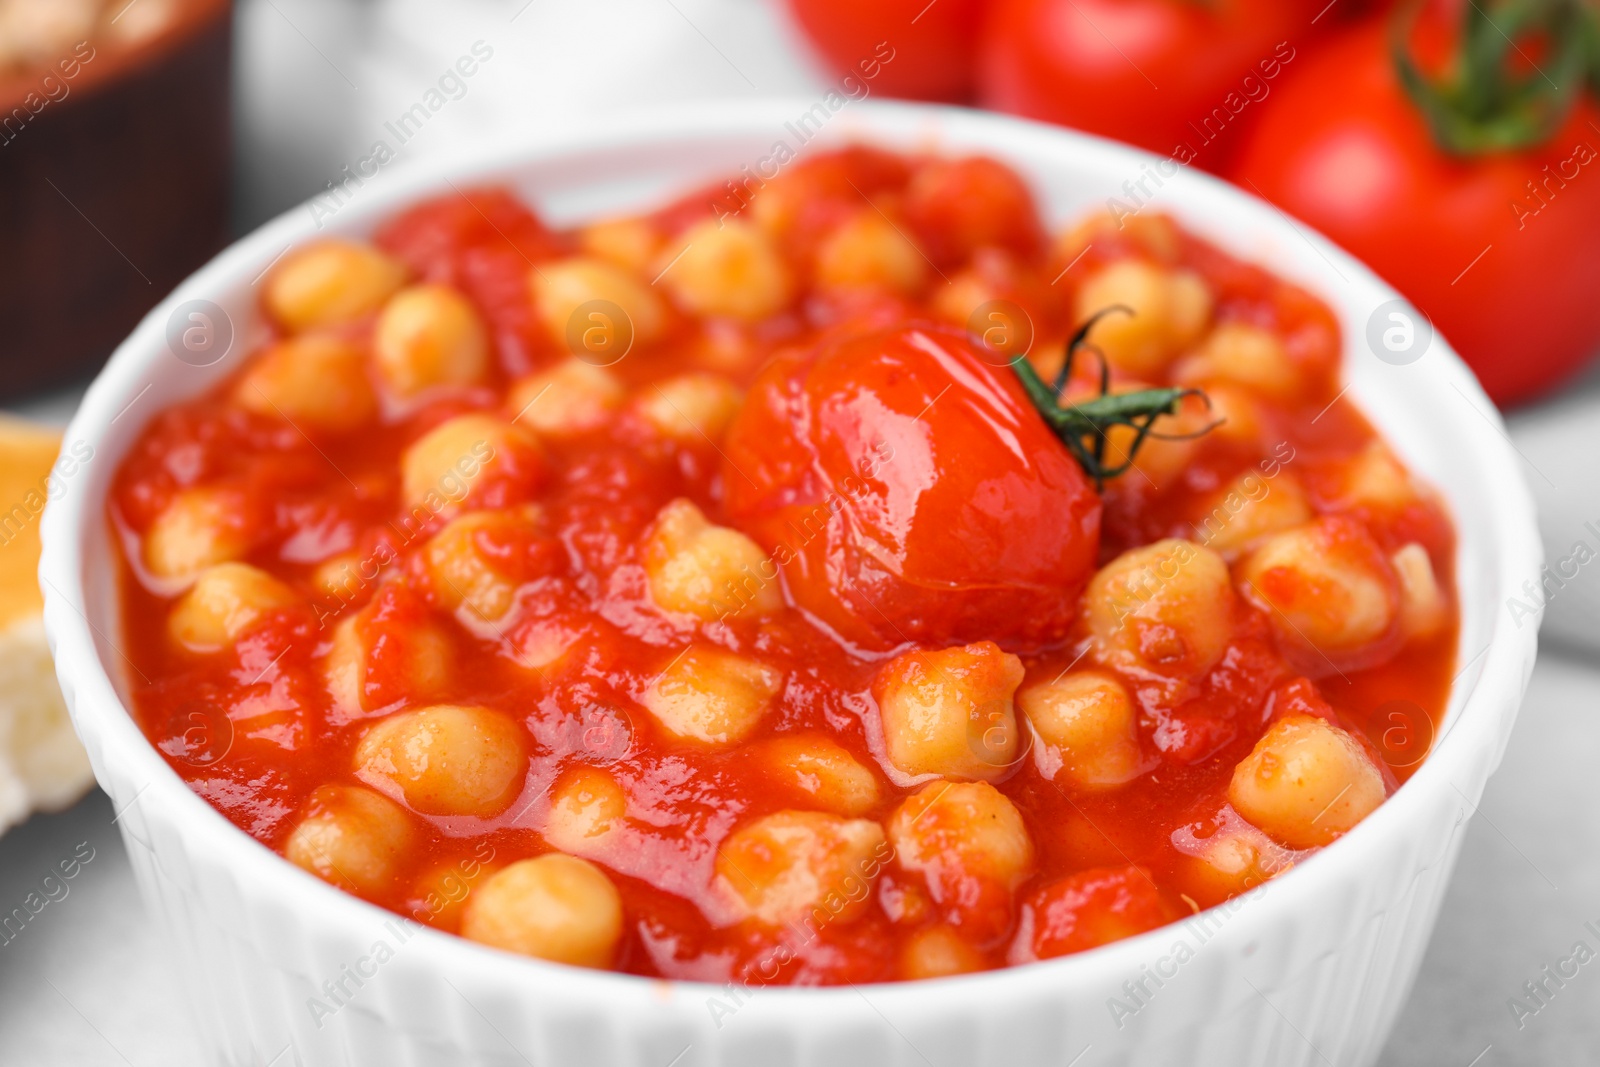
[{"xmin": 38, "ymin": 97, "xmax": 1543, "ymax": 1017}]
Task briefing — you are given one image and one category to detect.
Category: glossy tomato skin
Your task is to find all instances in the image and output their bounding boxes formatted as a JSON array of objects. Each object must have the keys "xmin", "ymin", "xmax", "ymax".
[
  {"xmin": 1230, "ymin": 21, "xmax": 1600, "ymax": 405},
  {"xmin": 722, "ymin": 324, "xmax": 1101, "ymax": 652},
  {"xmin": 784, "ymin": 0, "xmax": 985, "ymax": 102},
  {"xmin": 977, "ymin": 0, "xmax": 1310, "ymax": 169}
]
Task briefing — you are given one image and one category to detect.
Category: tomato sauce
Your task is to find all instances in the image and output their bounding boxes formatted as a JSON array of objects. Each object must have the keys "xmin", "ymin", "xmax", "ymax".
[{"xmin": 111, "ymin": 147, "xmax": 1457, "ymax": 985}]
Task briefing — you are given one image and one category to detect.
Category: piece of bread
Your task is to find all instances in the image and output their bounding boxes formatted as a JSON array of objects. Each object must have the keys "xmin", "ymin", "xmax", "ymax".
[{"xmin": 0, "ymin": 416, "xmax": 94, "ymax": 834}]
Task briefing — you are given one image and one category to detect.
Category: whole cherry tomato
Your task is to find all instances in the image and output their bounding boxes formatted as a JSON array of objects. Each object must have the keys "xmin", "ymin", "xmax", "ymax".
[
  {"xmin": 1229, "ymin": 14, "xmax": 1600, "ymax": 405},
  {"xmin": 722, "ymin": 323, "xmax": 1102, "ymax": 652},
  {"xmin": 784, "ymin": 0, "xmax": 986, "ymax": 102},
  {"xmin": 977, "ymin": 0, "xmax": 1315, "ymax": 169}
]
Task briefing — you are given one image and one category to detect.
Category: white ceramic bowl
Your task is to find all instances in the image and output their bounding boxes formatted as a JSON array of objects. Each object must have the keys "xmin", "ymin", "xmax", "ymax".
[{"xmin": 40, "ymin": 100, "xmax": 1542, "ymax": 1067}]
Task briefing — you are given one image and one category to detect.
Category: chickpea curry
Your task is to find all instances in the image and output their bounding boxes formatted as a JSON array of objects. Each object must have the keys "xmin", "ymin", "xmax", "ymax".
[{"xmin": 112, "ymin": 148, "xmax": 1458, "ymax": 983}]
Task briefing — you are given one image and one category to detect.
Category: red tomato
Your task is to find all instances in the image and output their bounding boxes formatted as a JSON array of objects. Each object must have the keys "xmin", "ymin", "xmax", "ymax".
[
  {"xmin": 783, "ymin": 0, "xmax": 985, "ymax": 102},
  {"xmin": 977, "ymin": 0, "xmax": 1311, "ymax": 169},
  {"xmin": 722, "ymin": 323, "xmax": 1101, "ymax": 652},
  {"xmin": 1024, "ymin": 866, "xmax": 1173, "ymax": 959},
  {"xmin": 1229, "ymin": 20, "xmax": 1600, "ymax": 405},
  {"xmin": 902, "ymin": 156, "xmax": 1045, "ymax": 267}
]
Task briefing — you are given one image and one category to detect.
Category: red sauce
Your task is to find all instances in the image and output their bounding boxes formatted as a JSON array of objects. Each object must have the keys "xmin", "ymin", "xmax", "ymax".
[{"xmin": 112, "ymin": 147, "xmax": 1457, "ymax": 985}]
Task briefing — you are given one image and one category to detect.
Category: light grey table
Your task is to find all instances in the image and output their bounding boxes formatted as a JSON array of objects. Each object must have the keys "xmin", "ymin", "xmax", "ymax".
[{"xmin": 1, "ymin": 646, "xmax": 1595, "ymax": 1065}]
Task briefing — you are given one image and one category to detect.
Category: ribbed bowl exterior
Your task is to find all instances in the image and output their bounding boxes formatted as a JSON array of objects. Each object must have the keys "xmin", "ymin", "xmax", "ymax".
[{"xmin": 40, "ymin": 101, "xmax": 1542, "ymax": 1067}]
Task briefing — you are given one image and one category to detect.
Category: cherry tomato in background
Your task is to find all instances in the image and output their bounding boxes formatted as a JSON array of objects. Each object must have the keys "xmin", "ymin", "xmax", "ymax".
[
  {"xmin": 1229, "ymin": 5, "xmax": 1600, "ymax": 406},
  {"xmin": 783, "ymin": 0, "xmax": 987, "ymax": 101},
  {"xmin": 722, "ymin": 323, "xmax": 1102, "ymax": 652},
  {"xmin": 977, "ymin": 0, "xmax": 1323, "ymax": 170}
]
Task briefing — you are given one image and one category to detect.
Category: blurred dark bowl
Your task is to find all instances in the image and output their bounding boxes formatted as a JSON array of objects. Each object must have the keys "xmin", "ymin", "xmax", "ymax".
[{"xmin": 0, "ymin": 0, "xmax": 232, "ymax": 401}]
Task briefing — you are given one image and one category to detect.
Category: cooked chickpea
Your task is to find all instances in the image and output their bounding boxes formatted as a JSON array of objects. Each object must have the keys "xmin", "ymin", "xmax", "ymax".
[
  {"xmin": 506, "ymin": 359, "xmax": 624, "ymax": 436},
  {"xmin": 1181, "ymin": 818, "xmax": 1295, "ymax": 901},
  {"xmin": 900, "ymin": 924, "xmax": 987, "ymax": 979},
  {"xmin": 312, "ymin": 552, "xmax": 368, "ymax": 605},
  {"xmin": 1056, "ymin": 212, "xmax": 1181, "ymax": 266},
  {"xmin": 1334, "ymin": 441, "xmax": 1416, "ymax": 510},
  {"xmin": 168, "ymin": 562, "xmax": 298, "ymax": 651},
  {"xmin": 423, "ymin": 507, "xmax": 541, "ymax": 625},
  {"xmin": 1174, "ymin": 322, "xmax": 1300, "ymax": 400},
  {"xmin": 749, "ymin": 734, "xmax": 881, "ymax": 816},
  {"xmin": 715, "ymin": 810, "xmax": 886, "ymax": 927},
  {"xmin": 1193, "ymin": 471, "xmax": 1312, "ymax": 556},
  {"xmin": 634, "ymin": 373, "xmax": 742, "ymax": 444},
  {"xmin": 285, "ymin": 784, "xmax": 414, "ymax": 896},
  {"xmin": 887, "ymin": 781, "xmax": 1034, "ymax": 901},
  {"xmin": 814, "ymin": 211, "xmax": 927, "ymax": 295},
  {"xmin": 657, "ymin": 218, "xmax": 792, "ymax": 321},
  {"xmin": 640, "ymin": 644, "xmax": 783, "ymax": 745},
  {"xmin": 1392, "ymin": 542, "xmax": 1448, "ymax": 640},
  {"xmin": 324, "ymin": 610, "xmax": 452, "ymax": 715},
  {"xmin": 641, "ymin": 498, "xmax": 781, "ymax": 621},
  {"xmin": 1228, "ymin": 714, "xmax": 1387, "ymax": 848},
  {"xmin": 531, "ymin": 256, "xmax": 666, "ymax": 349},
  {"xmin": 1019, "ymin": 671, "xmax": 1143, "ymax": 791},
  {"xmin": 874, "ymin": 641, "xmax": 1025, "ymax": 782},
  {"xmin": 1083, "ymin": 539, "xmax": 1235, "ymax": 681},
  {"xmin": 144, "ymin": 487, "xmax": 252, "ymax": 582},
  {"xmin": 1074, "ymin": 260, "xmax": 1212, "ymax": 376},
  {"xmin": 579, "ymin": 216, "xmax": 662, "ymax": 274},
  {"xmin": 1200, "ymin": 383, "xmax": 1266, "ymax": 446},
  {"xmin": 354, "ymin": 704, "xmax": 528, "ymax": 817},
  {"xmin": 399, "ymin": 413, "xmax": 540, "ymax": 513},
  {"xmin": 544, "ymin": 766, "xmax": 628, "ymax": 855},
  {"xmin": 461, "ymin": 854, "xmax": 623, "ymax": 968},
  {"xmin": 373, "ymin": 284, "xmax": 489, "ymax": 398},
  {"xmin": 1239, "ymin": 519, "xmax": 1398, "ymax": 657},
  {"xmin": 265, "ymin": 240, "xmax": 407, "ymax": 332},
  {"xmin": 235, "ymin": 335, "xmax": 376, "ymax": 432}
]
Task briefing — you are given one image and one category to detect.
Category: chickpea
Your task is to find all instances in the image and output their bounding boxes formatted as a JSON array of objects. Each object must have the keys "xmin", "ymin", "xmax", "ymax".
[
  {"xmin": 235, "ymin": 335, "xmax": 376, "ymax": 432},
  {"xmin": 1181, "ymin": 817, "xmax": 1295, "ymax": 902},
  {"xmin": 814, "ymin": 211, "xmax": 927, "ymax": 295},
  {"xmin": 1074, "ymin": 260, "xmax": 1212, "ymax": 376},
  {"xmin": 461, "ymin": 854, "xmax": 623, "ymax": 968},
  {"xmin": 285, "ymin": 784, "xmax": 414, "ymax": 896},
  {"xmin": 1019, "ymin": 671, "xmax": 1143, "ymax": 791},
  {"xmin": 886, "ymin": 781, "xmax": 1034, "ymax": 910},
  {"xmin": 324, "ymin": 610, "xmax": 452, "ymax": 715},
  {"xmin": 656, "ymin": 218, "xmax": 792, "ymax": 321},
  {"xmin": 874, "ymin": 641, "xmax": 1025, "ymax": 782},
  {"xmin": 312, "ymin": 551, "xmax": 369, "ymax": 606},
  {"xmin": 1333, "ymin": 441, "xmax": 1416, "ymax": 510},
  {"xmin": 640, "ymin": 644, "xmax": 783, "ymax": 745},
  {"xmin": 506, "ymin": 359, "xmax": 624, "ymax": 437},
  {"xmin": 1083, "ymin": 539, "xmax": 1235, "ymax": 681},
  {"xmin": 531, "ymin": 256, "xmax": 666, "ymax": 350},
  {"xmin": 423, "ymin": 507, "xmax": 541, "ymax": 625},
  {"xmin": 144, "ymin": 487, "xmax": 252, "ymax": 582},
  {"xmin": 900, "ymin": 924, "xmax": 987, "ymax": 979},
  {"xmin": 633, "ymin": 373, "xmax": 742, "ymax": 444},
  {"xmin": 1200, "ymin": 383, "xmax": 1265, "ymax": 447},
  {"xmin": 1239, "ymin": 519, "xmax": 1398, "ymax": 658},
  {"xmin": 1174, "ymin": 322, "xmax": 1300, "ymax": 400},
  {"xmin": 373, "ymin": 284, "xmax": 489, "ymax": 399},
  {"xmin": 1193, "ymin": 470, "xmax": 1312, "ymax": 556},
  {"xmin": 354, "ymin": 704, "xmax": 528, "ymax": 817},
  {"xmin": 399, "ymin": 413, "xmax": 541, "ymax": 514},
  {"xmin": 168, "ymin": 562, "xmax": 298, "ymax": 652},
  {"xmin": 748, "ymin": 734, "xmax": 881, "ymax": 816},
  {"xmin": 1392, "ymin": 542, "xmax": 1448, "ymax": 641},
  {"xmin": 715, "ymin": 810, "xmax": 886, "ymax": 927},
  {"xmin": 265, "ymin": 240, "xmax": 407, "ymax": 332},
  {"xmin": 641, "ymin": 498, "xmax": 781, "ymax": 621},
  {"xmin": 1228, "ymin": 714, "xmax": 1387, "ymax": 848},
  {"xmin": 579, "ymin": 216, "xmax": 662, "ymax": 274},
  {"xmin": 1056, "ymin": 212, "xmax": 1181, "ymax": 266},
  {"xmin": 544, "ymin": 766, "xmax": 628, "ymax": 855}
]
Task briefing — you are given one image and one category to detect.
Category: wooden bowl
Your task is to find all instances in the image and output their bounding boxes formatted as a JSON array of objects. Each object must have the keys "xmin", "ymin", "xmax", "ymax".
[{"xmin": 0, "ymin": 0, "xmax": 232, "ymax": 400}]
